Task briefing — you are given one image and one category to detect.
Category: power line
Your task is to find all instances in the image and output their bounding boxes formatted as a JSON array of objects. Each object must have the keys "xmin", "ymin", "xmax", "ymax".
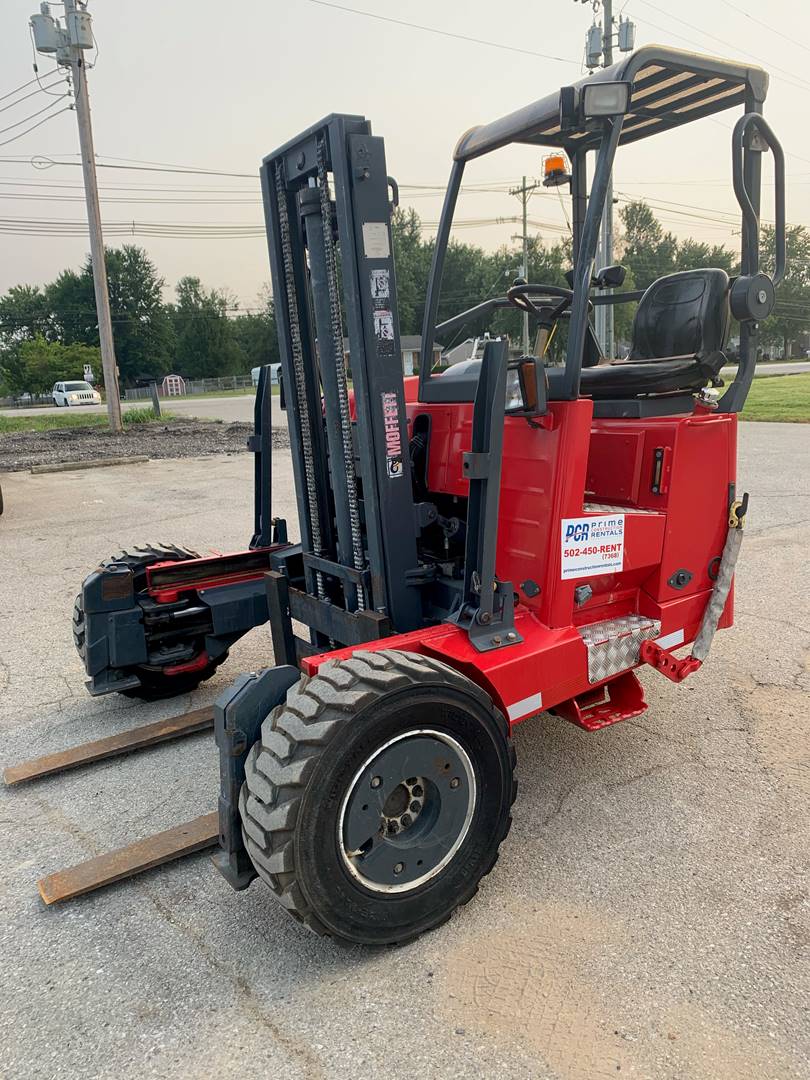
[
  {"xmin": 0, "ymin": 153, "xmax": 258, "ymax": 179},
  {"xmin": 0, "ymin": 96, "xmax": 71, "ymax": 139},
  {"xmin": 0, "ymin": 75, "xmax": 42, "ymax": 105},
  {"xmin": 629, "ymin": 1, "xmax": 810, "ymax": 94},
  {"xmin": 717, "ymin": 0, "xmax": 810, "ymax": 59},
  {"xmin": 305, "ymin": 0, "xmax": 580, "ymax": 65},
  {"xmin": 0, "ymin": 77, "xmax": 65, "ymax": 115},
  {"xmin": 0, "ymin": 107, "xmax": 72, "ymax": 150}
]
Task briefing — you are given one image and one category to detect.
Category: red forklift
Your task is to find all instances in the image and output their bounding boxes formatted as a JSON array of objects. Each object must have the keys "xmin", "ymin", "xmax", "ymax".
[{"xmin": 72, "ymin": 46, "xmax": 785, "ymax": 943}]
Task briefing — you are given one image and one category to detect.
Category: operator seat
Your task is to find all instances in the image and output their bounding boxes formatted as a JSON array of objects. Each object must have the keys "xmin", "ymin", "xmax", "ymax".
[{"xmin": 580, "ymin": 268, "xmax": 731, "ymax": 399}]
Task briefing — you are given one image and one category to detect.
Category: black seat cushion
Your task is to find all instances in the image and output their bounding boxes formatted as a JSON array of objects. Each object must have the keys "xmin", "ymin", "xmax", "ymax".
[{"xmin": 578, "ymin": 354, "xmax": 722, "ymax": 399}]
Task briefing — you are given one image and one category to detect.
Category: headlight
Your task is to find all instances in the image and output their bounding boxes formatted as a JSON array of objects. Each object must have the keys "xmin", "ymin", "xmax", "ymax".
[
  {"xmin": 581, "ymin": 81, "xmax": 631, "ymax": 118},
  {"xmin": 69, "ymin": 394, "xmax": 78, "ymax": 401},
  {"xmin": 505, "ymin": 368, "xmax": 524, "ymax": 412}
]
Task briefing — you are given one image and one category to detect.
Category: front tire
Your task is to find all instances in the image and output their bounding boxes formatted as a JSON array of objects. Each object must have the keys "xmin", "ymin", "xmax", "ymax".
[{"xmin": 240, "ymin": 649, "xmax": 516, "ymax": 945}]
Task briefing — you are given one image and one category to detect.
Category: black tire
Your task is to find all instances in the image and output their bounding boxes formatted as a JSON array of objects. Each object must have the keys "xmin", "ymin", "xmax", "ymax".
[
  {"xmin": 74, "ymin": 544, "xmax": 228, "ymax": 699},
  {"xmin": 122, "ymin": 654, "xmax": 227, "ymax": 700},
  {"xmin": 240, "ymin": 649, "xmax": 516, "ymax": 945},
  {"xmin": 72, "ymin": 592, "xmax": 86, "ymax": 660}
]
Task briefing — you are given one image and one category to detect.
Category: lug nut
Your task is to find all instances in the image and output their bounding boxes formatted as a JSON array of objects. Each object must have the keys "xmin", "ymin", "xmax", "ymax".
[
  {"xmin": 409, "ymin": 800, "xmax": 421, "ymax": 813},
  {"xmin": 370, "ymin": 776, "xmax": 382, "ymax": 788},
  {"xmin": 412, "ymin": 784, "xmax": 423, "ymax": 797},
  {"xmin": 400, "ymin": 814, "xmax": 411, "ymax": 828},
  {"xmin": 393, "ymin": 862, "xmax": 404, "ymax": 875},
  {"xmin": 450, "ymin": 777, "xmax": 460, "ymax": 789}
]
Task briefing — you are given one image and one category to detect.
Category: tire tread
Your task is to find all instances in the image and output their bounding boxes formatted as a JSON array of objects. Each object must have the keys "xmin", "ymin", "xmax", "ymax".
[{"xmin": 241, "ymin": 649, "xmax": 516, "ymax": 943}]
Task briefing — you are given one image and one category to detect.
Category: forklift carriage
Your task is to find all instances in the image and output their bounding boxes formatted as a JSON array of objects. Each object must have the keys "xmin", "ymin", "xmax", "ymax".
[{"xmin": 74, "ymin": 46, "xmax": 786, "ymax": 944}]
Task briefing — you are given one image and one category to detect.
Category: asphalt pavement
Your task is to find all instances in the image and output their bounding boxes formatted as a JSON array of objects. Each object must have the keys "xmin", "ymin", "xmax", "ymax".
[
  {"xmin": 0, "ymin": 393, "xmax": 259, "ymax": 424},
  {"xmin": 0, "ymin": 422, "xmax": 808, "ymax": 1079}
]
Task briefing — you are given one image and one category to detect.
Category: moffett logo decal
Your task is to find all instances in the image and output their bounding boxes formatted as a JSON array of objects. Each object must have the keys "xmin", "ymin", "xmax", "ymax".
[
  {"xmin": 560, "ymin": 514, "xmax": 625, "ymax": 579},
  {"xmin": 381, "ymin": 391, "xmax": 403, "ymax": 478}
]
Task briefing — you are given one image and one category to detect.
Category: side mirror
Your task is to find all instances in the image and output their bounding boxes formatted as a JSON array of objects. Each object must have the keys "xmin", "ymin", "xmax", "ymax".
[
  {"xmin": 505, "ymin": 357, "xmax": 547, "ymax": 418},
  {"xmin": 594, "ymin": 264, "xmax": 626, "ymax": 289}
]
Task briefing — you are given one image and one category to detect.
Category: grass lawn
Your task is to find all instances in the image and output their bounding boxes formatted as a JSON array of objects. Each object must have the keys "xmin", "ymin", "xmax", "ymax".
[
  {"xmin": 0, "ymin": 409, "xmax": 175, "ymax": 434},
  {"xmin": 740, "ymin": 372, "xmax": 810, "ymax": 422}
]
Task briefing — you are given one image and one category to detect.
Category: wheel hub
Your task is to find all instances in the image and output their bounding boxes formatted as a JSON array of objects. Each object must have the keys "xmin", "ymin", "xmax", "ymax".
[
  {"xmin": 338, "ymin": 730, "xmax": 476, "ymax": 894},
  {"xmin": 381, "ymin": 777, "xmax": 425, "ymax": 836}
]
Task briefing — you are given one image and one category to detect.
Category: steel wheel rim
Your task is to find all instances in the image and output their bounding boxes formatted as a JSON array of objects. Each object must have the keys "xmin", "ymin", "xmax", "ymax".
[{"xmin": 337, "ymin": 728, "xmax": 477, "ymax": 894}]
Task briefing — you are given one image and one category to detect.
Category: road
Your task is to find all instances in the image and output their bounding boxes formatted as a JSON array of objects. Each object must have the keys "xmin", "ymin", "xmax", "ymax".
[
  {"xmin": 0, "ymin": 393, "xmax": 258, "ymax": 423},
  {"xmin": 2, "ymin": 361, "xmax": 809, "ymax": 424},
  {"xmin": 0, "ymin": 423, "xmax": 808, "ymax": 1079}
]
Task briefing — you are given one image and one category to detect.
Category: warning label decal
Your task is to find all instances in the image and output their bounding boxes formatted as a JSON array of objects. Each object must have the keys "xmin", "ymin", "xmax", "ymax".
[
  {"xmin": 370, "ymin": 268, "xmax": 390, "ymax": 299},
  {"xmin": 560, "ymin": 514, "xmax": 625, "ymax": 580}
]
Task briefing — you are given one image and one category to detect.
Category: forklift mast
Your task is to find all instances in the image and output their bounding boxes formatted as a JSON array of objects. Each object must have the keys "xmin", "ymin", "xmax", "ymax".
[{"xmin": 261, "ymin": 115, "xmax": 422, "ymax": 643}]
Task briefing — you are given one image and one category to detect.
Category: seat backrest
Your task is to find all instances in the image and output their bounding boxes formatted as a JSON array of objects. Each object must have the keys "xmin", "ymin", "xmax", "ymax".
[{"xmin": 629, "ymin": 268, "xmax": 730, "ymax": 362}]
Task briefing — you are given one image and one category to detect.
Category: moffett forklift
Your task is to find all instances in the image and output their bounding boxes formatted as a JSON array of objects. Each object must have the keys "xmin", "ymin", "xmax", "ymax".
[{"xmin": 70, "ymin": 46, "xmax": 784, "ymax": 943}]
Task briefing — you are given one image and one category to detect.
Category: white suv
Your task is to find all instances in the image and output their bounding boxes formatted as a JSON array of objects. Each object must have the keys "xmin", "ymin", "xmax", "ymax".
[{"xmin": 52, "ymin": 381, "xmax": 101, "ymax": 407}]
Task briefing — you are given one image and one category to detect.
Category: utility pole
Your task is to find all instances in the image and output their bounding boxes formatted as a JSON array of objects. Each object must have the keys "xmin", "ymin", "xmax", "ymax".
[
  {"xmin": 600, "ymin": 0, "xmax": 614, "ymax": 360},
  {"xmin": 509, "ymin": 175, "xmax": 542, "ymax": 354},
  {"xmin": 577, "ymin": 0, "xmax": 635, "ymax": 360},
  {"xmin": 30, "ymin": 1, "xmax": 122, "ymax": 432}
]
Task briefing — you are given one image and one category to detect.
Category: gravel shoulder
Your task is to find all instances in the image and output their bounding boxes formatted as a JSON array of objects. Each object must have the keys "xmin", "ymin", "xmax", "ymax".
[{"xmin": 0, "ymin": 418, "xmax": 289, "ymax": 473}]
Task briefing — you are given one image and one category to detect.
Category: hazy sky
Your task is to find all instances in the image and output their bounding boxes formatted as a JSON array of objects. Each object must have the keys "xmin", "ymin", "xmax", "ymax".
[{"xmin": 1, "ymin": 0, "xmax": 809, "ymax": 310}]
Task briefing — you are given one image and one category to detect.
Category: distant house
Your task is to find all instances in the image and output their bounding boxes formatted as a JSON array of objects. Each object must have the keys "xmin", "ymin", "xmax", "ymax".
[
  {"xmin": 442, "ymin": 334, "xmax": 497, "ymax": 368},
  {"xmin": 341, "ymin": 335, "xmax": 442, "ymax": 376}
]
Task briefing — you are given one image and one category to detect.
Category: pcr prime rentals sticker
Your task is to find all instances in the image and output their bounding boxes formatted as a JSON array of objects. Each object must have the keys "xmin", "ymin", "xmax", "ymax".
[{"xmin": 560, "ymin": 514, "xmax": 625, "ymax": 579}]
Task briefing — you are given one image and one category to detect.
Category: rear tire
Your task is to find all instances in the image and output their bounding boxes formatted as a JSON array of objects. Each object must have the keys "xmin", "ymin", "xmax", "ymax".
[
  {"xmin": 74, "ymin": 544, "xmax": 228, "ymax": 699},
  {"xmin": 240, "ymin": 649, "xmax": 516, "ymax": 945}
]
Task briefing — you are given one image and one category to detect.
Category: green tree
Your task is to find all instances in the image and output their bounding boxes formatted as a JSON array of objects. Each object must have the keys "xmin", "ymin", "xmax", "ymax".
[
  {"xmin": 759, "ymin": 224, "xmax": 810, "ymax": 358},
  {"xmin": 391, "ymin": 208, "xmax": 432, "ymax": 335},
  {"xmin": 677, "ymin": 238, "xmax": 736, "ymax": 276},
  {"xmin": 45, "ymin": 268, "xmax": 95, "ymax": 346},
  {"xmin": 618, "ymin": 200, "xmax": 679, "ymax": 291},
  {"xmin": 229, "ymin": 283, "xmax": 279, "ymax": 369},
  {"xmin": 168, "ymin": 276, "xmax": 243, "ymax": 378},
  {"xmin": 0, "ymin": 285, "xmax": 53, "ymax": 391},
  {"xmin": 1, "ymin": 334, "xmax": 100, "ymax": 396},
  {"xmin": 46, "ymin": 246, "xmax": 174, "ymax": 383}
]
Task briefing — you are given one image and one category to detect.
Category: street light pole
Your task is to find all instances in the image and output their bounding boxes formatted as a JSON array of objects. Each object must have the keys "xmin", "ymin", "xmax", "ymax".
[{"xmin": 30, "ymin": 1, "xmax": 122, "ymax": 432}]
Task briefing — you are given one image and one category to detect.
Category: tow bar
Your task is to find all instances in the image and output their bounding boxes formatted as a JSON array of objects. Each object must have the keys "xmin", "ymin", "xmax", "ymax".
[{"xmin": 642, "ymin": 494, "xmax": 748, "ymax": 683}]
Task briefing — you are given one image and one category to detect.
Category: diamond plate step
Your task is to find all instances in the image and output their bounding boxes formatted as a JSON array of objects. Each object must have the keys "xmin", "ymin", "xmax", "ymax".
[{"xmin": 578, "ymin": 614, "xmax": 661, "ymax": 683}]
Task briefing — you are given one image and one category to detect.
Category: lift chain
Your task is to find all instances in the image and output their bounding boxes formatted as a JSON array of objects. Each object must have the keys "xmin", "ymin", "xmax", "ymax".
[
  {"xmin": 274, "ymin": 161, "xmax": 326, "ymax": 600},
  {"xmin": 316, "ymin": 137, "xmax": 367, "ymax": 611}
]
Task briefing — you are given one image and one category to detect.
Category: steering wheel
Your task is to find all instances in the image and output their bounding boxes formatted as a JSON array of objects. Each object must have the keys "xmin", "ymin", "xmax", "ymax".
[{"xmin": 507, "ymin": 282, "xmax": 574, "ymax": 324}]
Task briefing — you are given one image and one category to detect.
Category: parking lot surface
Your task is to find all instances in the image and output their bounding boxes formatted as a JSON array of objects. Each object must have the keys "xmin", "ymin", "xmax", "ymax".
[{"xmin": 0, "ymin": 422, "xmax": 808, "ymax": 1079}]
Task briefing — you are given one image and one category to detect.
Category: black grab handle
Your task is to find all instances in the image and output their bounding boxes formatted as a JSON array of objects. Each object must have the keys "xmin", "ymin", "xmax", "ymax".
[{"xmin": 732, "ymin": 113, "xmax": 786, "ymax": 287}]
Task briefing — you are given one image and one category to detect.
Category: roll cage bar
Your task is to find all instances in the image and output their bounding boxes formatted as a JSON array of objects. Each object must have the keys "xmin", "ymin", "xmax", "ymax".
[{"xmin": 418, "ymin": 45, "xmax": 786, "ymax": 412}]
